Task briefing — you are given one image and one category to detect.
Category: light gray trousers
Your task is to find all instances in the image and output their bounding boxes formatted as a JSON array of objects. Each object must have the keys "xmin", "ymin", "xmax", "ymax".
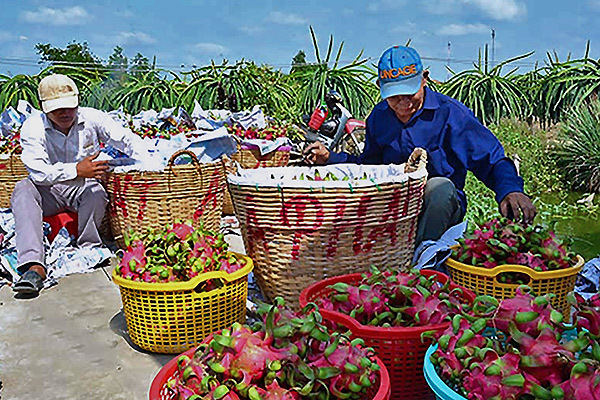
[
  {"xmin": 415, "ymin": 177, "xmax": 464, "ymax": 246},
  {"xmin": 11, "ymin": 178, "xmax": 108, "ymax": 271}
]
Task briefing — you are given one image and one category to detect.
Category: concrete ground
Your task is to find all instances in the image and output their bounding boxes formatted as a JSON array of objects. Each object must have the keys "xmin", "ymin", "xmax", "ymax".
[{"xmin": 0, "ymin": 230, "xmax": 245, "ymax": 400}]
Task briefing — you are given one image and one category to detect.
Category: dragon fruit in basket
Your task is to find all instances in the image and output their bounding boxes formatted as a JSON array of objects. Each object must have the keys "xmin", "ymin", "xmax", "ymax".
[
  {"xmin": 429, "ymin": 287, "xmax": 600, "ymax": 400},
  {"xmin": 115, "ymin": 221, "xmax": 248, "ymax": 284},
  {"xmin": 167, "ymin": 297, "xmax": 382, "ymax": 399},
  {"xmin": 315, "ymin": 266, "xmax": 472, "ymax": 328}
]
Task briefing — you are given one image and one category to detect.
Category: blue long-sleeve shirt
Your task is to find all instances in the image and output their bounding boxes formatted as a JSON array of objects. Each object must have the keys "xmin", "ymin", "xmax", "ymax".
[{"xmin": 328, "ymin": 87, "xmax": 524, "ymax": 214}]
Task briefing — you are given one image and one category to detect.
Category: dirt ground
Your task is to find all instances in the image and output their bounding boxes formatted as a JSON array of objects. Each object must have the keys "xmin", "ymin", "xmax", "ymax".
[{"xmin": 0, "ymin": 231, "xmax": 245, "ymax": 400}]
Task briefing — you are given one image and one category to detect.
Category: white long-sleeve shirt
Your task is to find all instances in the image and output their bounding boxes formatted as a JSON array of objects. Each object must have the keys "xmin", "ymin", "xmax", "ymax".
[{"xmin": 20, "ymin": 107, "xmax": 144, "ymax": 185}]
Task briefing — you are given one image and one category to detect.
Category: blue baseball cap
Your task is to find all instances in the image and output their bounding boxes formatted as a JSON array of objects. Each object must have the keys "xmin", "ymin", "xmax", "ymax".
[{"xmin": 377, "ymin": 45, "xmax": 423, "ymax": 99}]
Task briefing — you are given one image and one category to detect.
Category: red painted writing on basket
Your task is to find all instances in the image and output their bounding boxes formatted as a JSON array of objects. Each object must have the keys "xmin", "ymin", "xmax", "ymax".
[
  {"xmin": 363, "ymin": 188, "xmax": 403, "ymax": 252},
  {"xmin": 326, "ymin": 203, "xmax": 347, "ymax": 259},
  {"xmin": 111, "ymin": 174, "xmax": 158, "ymax": 221},
  {"xmin": 351, "ymin": 194, "xmax": 371, "ymax": 254},
  {"xmin": 245, "ymin": 195, "xmax": 268, "ymax": 255},
  {"xmin": 254, "ymin": 154, "xmax": 268, "ymax": 169},
  {"xmin": 193, "ymin": 169, "xmax": 221, "ymax": 220},
  {"xmin": 279, "ymin": 195, "xmax": 324, "ymax": 260}
]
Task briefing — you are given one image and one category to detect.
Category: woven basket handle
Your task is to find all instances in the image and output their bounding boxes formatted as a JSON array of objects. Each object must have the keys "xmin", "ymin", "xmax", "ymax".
[
  {"xmin": 404, "ymin": 147, "xmax": 427, "ymax": 173},
  {"xmin": 166, "ymin": 149, "xmax": 203, "ymax": 192},
  {"xmin": 167, "ymin": 149, "xmax": 201, "ymax": 169}
]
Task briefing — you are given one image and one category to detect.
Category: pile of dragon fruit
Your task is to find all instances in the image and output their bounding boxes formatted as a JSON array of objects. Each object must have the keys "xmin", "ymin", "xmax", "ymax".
[
  {"xmin": 127, "ymin": 119, "xmax": 197, "ymax": 140},
  {"xmin": 225, "ymin": 122, "xmax": 301, "ymax": 141},
  {"xmin": 115, "ymin": 222, "xmax": 247, "ymax": 283},
  {"xmin": 168, "ymin": 297, "xmax": 382, "ymax": 399},
  {"xmin": 0, "ymin": 128, "xmax": 21, "ymax": 153},
  {"xmin": 315, "ymin": 267, "xmax": 472, "ymax": 327},
  {"xmin": 452, "ymin": 217, "xmax": 578, "ymax": 273},
  {"xmin": 431, "ymin": 287, "xmax": 600, "ymax": 399}
]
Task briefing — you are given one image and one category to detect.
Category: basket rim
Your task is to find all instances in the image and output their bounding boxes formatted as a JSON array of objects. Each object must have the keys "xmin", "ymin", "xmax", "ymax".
[
  {"xmin": 424, "ymin": 344, "xmax": 466, "ymax": 400},
  {"xmin": 445, "ymin": 253, "xmax": 585, "ymax": 279},
  {"xmin": 107, "ymin": 158, "xmax": 223, "ymax": 176},
  {"xmin": 112, "ymin": 252, "xmax": 253, "ymax": 291},
  {"xmin": 298, "ymin": 270, "xmax": 476, "ymax": 338},
  {"xmin": 149, "ymin": 344, "xmax": 391, "ymax": 400},
  {"xmin": 227, "ymin": 163, "xmax": 427, "ymax": 189}
]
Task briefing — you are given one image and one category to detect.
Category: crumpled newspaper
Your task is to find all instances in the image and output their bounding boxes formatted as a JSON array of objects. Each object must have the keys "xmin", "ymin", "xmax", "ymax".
[{"xmin": 0, "ymin": 209, "xmax": 113, "ymax": 289}]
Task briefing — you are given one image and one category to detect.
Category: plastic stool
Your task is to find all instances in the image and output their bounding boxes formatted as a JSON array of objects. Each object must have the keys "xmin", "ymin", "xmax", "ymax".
[{"xmin": 43, "ymin": 211, "xmax": 78, "ymax": 242}]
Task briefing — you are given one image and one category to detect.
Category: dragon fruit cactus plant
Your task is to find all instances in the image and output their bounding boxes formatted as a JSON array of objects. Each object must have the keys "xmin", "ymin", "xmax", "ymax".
[
  {"xmin": 168, "ymin": 297, "xmax": 382, "ymax": 399},
  {"xmin": 430, "ymin": 286, "xmax": 600, "ymax": 400},
  {"xmin": 315, "ymin": 266, "xmax": 472, "ymax": 328},
  {"xmin": 115, "ymin": 221, "xmax": 248, "ymax": 283},
  {"xmin": 452, "ymin": 217, "xmax": 578, "ymax": 283}
]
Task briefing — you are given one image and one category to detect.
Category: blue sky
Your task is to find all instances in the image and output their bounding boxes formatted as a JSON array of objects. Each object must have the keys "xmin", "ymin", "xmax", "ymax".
[{"xmin": 1, "ymin": 0, "xmax": 600, "ymax": 81}]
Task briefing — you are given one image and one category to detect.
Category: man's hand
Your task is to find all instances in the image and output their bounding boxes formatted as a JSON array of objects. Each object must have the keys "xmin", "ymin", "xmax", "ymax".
[
  {"xmin": 76, "ymin": 152, "xmax": 109, "ymax": 179},
  {"xmin": 302, "ymin": 141, "xmax": 330, "ymax": 165},
  {"xmin": 500, "ymin": 192, "xmax": 536, "ymax": 225}
]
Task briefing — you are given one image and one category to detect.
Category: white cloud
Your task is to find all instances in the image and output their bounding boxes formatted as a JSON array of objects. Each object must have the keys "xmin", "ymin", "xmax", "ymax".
[
  {"xmin": 423, "ymin": 0, "xmax": 525, "ymax": 19},
  {"xmin": 193, "ymin": 43, "xmax": 228, "ymax": 55},
  {"xmin": 267, "ymin": 11, "xmax": 307, "ymax": 25},
  {"xmin": 422, "ymin": 0, "xmax": 461, "ymax": 15},
  {"xmin": 21, "ymin": 6, "xmax": 90, "ymax": 26},
  {"xmin": 19, "ymin": 36, "xmax": 28, "ymax": 41},
  {"xmin": 116, "ymin": 32, "xmax": 157, "ymax": 45},
  {"xmin": 439, "ymin": 23, "xmax": 489, "ymax": 36},
  {"xmin": 367, "ymin": 0, "xmax": 409, "ymax": 12},
  {"xmin": 239, "ymin": 25, "xmax": 263, "ymax": 35},
  {"xmin": 464, "ymin": 0, "xmax": 526, "ymax": 20}
]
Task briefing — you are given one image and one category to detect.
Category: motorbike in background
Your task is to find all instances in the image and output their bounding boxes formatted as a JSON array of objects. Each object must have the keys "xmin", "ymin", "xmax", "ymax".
[{"xmin": 290, "ymin": 90, "xmax": 366, "ymax": 163}]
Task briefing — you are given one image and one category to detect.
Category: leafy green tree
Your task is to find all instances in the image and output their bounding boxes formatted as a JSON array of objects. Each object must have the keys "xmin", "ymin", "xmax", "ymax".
[
  {"xmin": 129, "ymin": 53, "xmax": 152, "ymax": 77},
  {"xmin": 107, "ymin": 46, "xmax": 128, "ymax": 75},
  {"xmin": 292, "ymin": 50, "xmax": 306, "ymax": 65},
  {"xmin": 35, "ymin": 40, "xmax": 104, "ymax": 71}
]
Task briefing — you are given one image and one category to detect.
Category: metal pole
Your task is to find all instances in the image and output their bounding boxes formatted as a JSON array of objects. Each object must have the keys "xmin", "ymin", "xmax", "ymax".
[
  {"xmin": 491, "ymin": 29, "xmax": 496, "ymax": 68},
  {"xmin": 447, "ymin": 41, "xmax": 451, "ymax": 80}
]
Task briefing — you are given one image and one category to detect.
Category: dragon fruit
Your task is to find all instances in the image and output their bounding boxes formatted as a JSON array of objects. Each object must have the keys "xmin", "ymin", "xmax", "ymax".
[
  {"xmin": 316, "ymin": 266, "xmax": 472, "ymax": 328},
  {"xmin": 168, "ymin": 298, "xmax": 381, "ymax": 399},
  {"xmin": 572, "ymin": 292, "xmax": 600, "ymax": 338},
  {"xmin": 430, "ymin": 287, "xmax": 600, "ymax": 400},
  {"xmin": 115, "ymin": 221, "xmax": 247, "ymax": 284},
  {"xmin": 452, "ymin": 217, "xmax": 578, "ymax": 276},
  {"xmin": 462, "ymin": 352, "xmax": 524, "ymax": 400},
  {"xmin": 491, "ymin": 286, "xmax": 563, "ymax": 336}
]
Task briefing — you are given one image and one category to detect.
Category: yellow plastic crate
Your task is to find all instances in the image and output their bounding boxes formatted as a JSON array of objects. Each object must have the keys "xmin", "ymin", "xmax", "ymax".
[
  {"xmin": 112, "ymin": 253, "xmax": 253, "ymax": 354},
  {"xmin": 445, "ymin": 254, "xmax": 584, "ymax": 319}
]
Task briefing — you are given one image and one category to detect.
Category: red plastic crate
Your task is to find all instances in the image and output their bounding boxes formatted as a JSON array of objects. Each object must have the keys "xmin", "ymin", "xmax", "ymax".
[
  {"xmin": 149, "ymin": 343, "xmax": 391, "ymax": 400},
  {"xmin": 299, "ymin": 269, "xmax": 475, "ymax": 400}
]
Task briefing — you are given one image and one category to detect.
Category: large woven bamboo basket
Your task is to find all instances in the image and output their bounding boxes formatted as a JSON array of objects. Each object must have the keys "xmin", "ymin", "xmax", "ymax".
[
  {"xmin": 0, "ymin": 152, "xmax": 28, "ymax": 208},
  {"xmin": 222, "ymin": 143, "xmax": 291, "ymax": 215},
  {"xmin": 106, "ymin": 150, "xmax": 226, "ymax": 248},
  {"xmin": 228, "ymin": 148, "xmax": 428, "ymax": 308}
]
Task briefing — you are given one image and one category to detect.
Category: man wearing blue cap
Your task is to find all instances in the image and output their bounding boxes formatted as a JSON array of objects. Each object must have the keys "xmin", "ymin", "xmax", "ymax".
[{"xmin": 304, "ymin": 45, "xmax": 536, "ymax": 245}]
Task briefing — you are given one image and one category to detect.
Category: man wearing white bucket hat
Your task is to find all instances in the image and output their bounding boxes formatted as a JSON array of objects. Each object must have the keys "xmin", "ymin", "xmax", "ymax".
[
  {"xmin": 304, "ymin": 45, "xmax": 536, "ymax": 245},
  {"xmin": 11, "ymin": 74, "xmax": 143, "ymax": 297}
]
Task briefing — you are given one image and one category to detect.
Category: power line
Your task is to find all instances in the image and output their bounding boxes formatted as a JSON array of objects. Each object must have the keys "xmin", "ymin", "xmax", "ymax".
[{"xmin": 0, "ymin": 51, "xmax": 590, "ymax": 74}]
